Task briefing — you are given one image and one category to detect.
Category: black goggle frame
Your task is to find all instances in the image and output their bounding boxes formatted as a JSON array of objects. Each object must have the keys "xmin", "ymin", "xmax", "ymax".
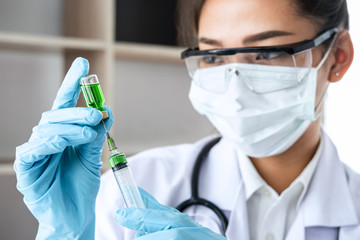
[{"xmin": 181, "ymin": 28, "xmax": 339, "ymax": 59}]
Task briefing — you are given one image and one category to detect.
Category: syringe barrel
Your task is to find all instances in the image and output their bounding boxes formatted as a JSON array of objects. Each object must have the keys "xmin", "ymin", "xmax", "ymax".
[{"xmin": 112, "ymin": 164, "xmax": 145, "ymax": 209}]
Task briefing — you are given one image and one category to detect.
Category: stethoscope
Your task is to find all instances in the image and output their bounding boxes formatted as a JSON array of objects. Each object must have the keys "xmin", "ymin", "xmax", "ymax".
[{"xmin": 176, "ymin": 136, "xmax": 229, "ymax": 234}]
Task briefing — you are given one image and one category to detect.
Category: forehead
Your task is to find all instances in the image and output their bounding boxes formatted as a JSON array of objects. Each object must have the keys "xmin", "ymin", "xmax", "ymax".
[{"xmin": 198, "ymin": 0, "xmax": 317, "ymax": 48}]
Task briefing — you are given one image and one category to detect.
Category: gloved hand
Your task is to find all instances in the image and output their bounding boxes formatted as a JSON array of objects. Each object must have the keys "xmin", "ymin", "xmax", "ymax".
[
  {"xmin": 115, "ymin": 188, "xmax": 227, "ymax": 240},
  {"xmin": 14, "ymin": 57, "xmax": 113, "ymax": 239}
]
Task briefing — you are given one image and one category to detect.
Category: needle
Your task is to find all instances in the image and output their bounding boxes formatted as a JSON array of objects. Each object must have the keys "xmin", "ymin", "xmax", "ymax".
[{"xmin": 102, "ymin": 120, "xmax": 108, "ymax": 132}]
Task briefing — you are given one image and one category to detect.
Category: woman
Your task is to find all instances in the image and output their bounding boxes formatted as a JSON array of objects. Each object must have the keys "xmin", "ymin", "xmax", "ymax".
[{"xmin": 15, "ymin": 0, "xmax": 359, "ymax": 239}]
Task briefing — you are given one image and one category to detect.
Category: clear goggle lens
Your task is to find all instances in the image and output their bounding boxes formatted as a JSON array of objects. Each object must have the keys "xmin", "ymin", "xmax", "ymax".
[{"xmin": 186, "ymin": 49, "xmax": 313, "ymax": 94}]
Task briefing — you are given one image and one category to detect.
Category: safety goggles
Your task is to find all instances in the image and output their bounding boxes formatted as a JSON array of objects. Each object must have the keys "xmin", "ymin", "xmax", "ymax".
[{"xmin": 182, "ymin": 28, "xmax": 339, "ymax": 94}]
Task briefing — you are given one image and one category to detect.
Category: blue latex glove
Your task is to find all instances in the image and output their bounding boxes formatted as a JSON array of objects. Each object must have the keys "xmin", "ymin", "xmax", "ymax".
[
  {"xmin": 14, "ymin": 57, "xmax": 113, "ymax": 239},
  {"xmin": 115, "ymin": 188, "xmax": 227, "ymax": 240}
]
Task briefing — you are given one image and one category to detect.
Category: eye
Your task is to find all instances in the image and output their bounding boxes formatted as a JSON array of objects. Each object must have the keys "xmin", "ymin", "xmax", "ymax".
[
  {"xmin": 255, "ymin": 52, "xmax": 286, "ymax": 61},
  {"xmin": 200, "ymin": 55, "xmax": 224, "ymax": 65}
]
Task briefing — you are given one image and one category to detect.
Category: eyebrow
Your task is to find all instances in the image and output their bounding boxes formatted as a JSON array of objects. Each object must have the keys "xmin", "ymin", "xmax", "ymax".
[
  {"xmin": 198, "ymin": 37, "xmax": 223, "ymax": 47},
  {"xmin": 199, "ymin": 30, "xmax": 294, "ymax": 47},
  {"xmin": 243, "ymin": 30, "xmax": 294, "ymax": 44}
]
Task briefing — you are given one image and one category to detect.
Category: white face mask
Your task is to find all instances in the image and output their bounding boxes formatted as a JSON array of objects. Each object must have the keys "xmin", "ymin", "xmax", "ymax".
[{"xmin": 189, "ymin": 48, "xmax": 332, "ymax": 158}]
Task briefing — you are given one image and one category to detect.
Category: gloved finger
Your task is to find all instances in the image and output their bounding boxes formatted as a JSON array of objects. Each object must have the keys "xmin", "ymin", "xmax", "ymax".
[
  {"xmin": 135, "ymin": 228, "xmax": 178, "ymax": 239},
  {"xmin": 74, "ymin": 106, "xmax": 112, "ymax": 171},
  {"xmin": 138, "ymin": 188, "xmax": 178, "ymax": 212},
  {"xmin": 134, "ymin": 227, "xmax": 224, "ymax": 240},
  {"xmin": 52, "ymin": 57, "xmax": 89, "ymax": 110},
  {"xmin": 16, "ymin": 128, "xmax": 96, "ymax": 168},
  {"xmin": 75, "ymin": 106, "xmax": 113, "ymax": 150},
  {"xmin": 115, "ymin": 208, "xmax": 200, "ymax": 233},
  {"xmin": 31, "ymin": 124, "xmax": 98, "ymax": 146},
  {"xmin": 15, "ymin": 154, "xmax": 60, "ymax": 201},
  {"xmin": 15, "ymin": 136, "xmax": 67, "ymax": 172},
  {"xmin": 38, "ymin": 107, "xmax": 102, "ymax": 126}
]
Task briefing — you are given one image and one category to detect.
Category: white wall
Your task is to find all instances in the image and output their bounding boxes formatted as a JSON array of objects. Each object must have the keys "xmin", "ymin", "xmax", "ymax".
[{"xmin": 324, "ymin": 0, "xmax": 360, "ymax": 173}]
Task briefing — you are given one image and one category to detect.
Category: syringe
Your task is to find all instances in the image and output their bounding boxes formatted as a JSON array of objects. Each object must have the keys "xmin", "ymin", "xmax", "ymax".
[
  {"xmin": 80, "ymin": 74, "xmax": 145, "ymax": 209},
  {"xmin": 104, "ymin": 129, "xmax": 145, "ymax": 209}
]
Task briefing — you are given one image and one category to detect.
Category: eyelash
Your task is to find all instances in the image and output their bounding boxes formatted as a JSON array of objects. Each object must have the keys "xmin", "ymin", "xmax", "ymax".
[
  {"xmin": 255, "ymin": 52, "xmax": 286, "ymax": 60},
  {"xmin": 200, "ymin": 52, "xmax": 286, "ymax": 65},
  {"xmin": 201, "ymin": 56, "xmax": 224, "ymax": 64}
]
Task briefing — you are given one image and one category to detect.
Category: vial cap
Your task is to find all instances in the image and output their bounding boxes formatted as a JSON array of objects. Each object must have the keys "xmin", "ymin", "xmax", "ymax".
[
  {"xmin": 80, "ymin": 74, "xmax": 99, "ymax": 85},
  {"xmin": 101, "ymin": 111, "xmax": 109, "ymax": 120}
]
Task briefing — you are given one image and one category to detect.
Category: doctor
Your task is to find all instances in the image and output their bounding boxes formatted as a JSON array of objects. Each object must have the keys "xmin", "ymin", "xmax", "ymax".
[{"xmin": 15, "ymin": 0, "xmax": 359, "ymax": 239}]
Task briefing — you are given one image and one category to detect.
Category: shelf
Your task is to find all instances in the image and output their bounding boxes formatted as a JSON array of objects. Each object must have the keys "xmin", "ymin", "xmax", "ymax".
[
  {"xmin": 0, "ymin": 32, "xmax": 186, "ymax": 63},
  {"xmin": 0, "ymin": 32, "xmax": 107, "ymax": 51},
  {"xmin": 114, "ymin": 42, "xmax": 185, "ymax": 63}
]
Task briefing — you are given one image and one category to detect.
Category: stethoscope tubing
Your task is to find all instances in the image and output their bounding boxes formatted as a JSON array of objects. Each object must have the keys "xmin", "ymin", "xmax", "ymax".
[{"xmin": 176, "ymin": 136, "xmax": 229, "ymax": 234}]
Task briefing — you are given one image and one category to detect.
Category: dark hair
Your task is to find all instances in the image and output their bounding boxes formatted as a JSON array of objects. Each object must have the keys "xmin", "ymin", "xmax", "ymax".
[{"xmin": 177, "ymin": 0, "xmax": 349, "ymax": 47}]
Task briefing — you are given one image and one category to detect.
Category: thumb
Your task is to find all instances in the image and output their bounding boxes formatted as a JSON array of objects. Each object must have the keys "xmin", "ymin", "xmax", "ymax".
[
  {"xmin": 138, "ymin": 188, "xmax": 178, "ymax": 212},
  {"xmin": 52, "ymin": 57, "xmax": 89, "ymax": 110},
  {"xmin": 115, "ymin": 208, "xmax": 199, "ymax": 234}
]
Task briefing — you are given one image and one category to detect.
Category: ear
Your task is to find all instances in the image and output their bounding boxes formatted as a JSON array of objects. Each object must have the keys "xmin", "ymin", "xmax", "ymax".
[{"xmin": 328, "ymin": 30, "xmax": 354, "ymax": 82}]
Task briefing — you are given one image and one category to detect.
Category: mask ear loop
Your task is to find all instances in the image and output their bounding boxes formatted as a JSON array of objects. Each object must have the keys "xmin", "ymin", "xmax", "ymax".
[
  {"xmin": 315, "ymin": 33, "xmax": 339, "ymax": 71},
  {"xmin": 313, "ymin": 33, "xmax": 339, "ymax": 119}
]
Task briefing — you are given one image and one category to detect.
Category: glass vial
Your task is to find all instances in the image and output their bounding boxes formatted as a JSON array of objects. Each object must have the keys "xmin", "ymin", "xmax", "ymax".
[{"xmin": 80, "ymin": 74, "xmax": 108, "ymax": 119}]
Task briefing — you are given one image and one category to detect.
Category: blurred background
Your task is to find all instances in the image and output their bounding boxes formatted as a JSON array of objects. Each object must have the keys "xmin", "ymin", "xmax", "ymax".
[{"xmin": 0, "ymin": 0, "xmax": 358, "ymax": 239}]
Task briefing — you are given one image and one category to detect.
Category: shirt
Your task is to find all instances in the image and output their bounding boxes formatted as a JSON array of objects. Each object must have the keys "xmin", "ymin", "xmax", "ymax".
[{"xmin": 238, "ymin": 138, "xmax": 323, "ymax": 240}]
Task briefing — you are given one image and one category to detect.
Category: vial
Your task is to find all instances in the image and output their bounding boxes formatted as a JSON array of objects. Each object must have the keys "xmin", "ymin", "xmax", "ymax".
[{"xmin": 80, "ymin": 74, "xmax": 109, "ymax": 119}]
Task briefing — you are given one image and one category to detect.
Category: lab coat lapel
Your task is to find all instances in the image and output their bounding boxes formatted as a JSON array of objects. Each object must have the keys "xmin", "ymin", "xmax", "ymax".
[
  {"xmin": 302, "ymin": 132, "xmax": 358, "ymax": 227},
  {"xmin": 285, "ymin": 209, "xmax": 305, "ymax": 240},
  {"xmin": 197, "ymin": 137, "xmax": 250, "ymax": 238},
  {"xmin": 286, "ymin": 132, "xmax": 359, "ymax": 240},
  {"xmin": 206, "ymin": 138, "xmax": 250, "ymax": 239},
  {"xmin": 199, "ymin": 138, "xmax": 243, "ymax": 211},
  {"xmin": 225, "ymin": 183, "xmax": 251, "ymax": 240}
]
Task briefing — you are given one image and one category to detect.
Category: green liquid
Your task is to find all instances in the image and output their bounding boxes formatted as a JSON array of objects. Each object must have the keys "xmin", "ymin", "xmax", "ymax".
[
  {"xmin": 107, "ymin": 136, "xmax": 117, "ymax": 151},
  {"xmin": 109, "ymin": 153, "xmax": 127, "ymax": 168},
  {"xmin": 80, "ymin": 83, "xmax": 105, "ymax": 111}
]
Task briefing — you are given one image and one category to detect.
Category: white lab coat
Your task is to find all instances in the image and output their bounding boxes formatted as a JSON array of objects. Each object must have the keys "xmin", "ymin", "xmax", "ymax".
[{"xmin": 95, "ymin": 131, "xmax": 360, "ymax": 239}]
